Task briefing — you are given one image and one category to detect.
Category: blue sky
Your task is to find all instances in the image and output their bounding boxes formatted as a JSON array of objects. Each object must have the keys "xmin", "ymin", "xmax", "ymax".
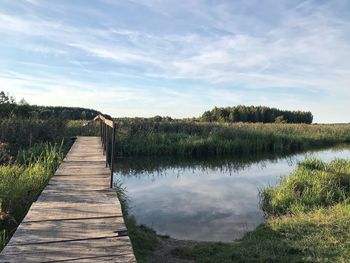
[{"xmin": 0, "ymin": 0, "xmax": 349, "ymax": 123}]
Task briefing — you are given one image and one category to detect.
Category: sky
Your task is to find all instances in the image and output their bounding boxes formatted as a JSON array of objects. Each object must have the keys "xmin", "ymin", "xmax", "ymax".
[{"xmin": 0, "ymin": 0, "xmax": 349, "ymax": 123}]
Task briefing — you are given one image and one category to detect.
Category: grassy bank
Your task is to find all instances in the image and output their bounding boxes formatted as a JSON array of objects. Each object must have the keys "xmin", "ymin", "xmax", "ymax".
[
  {"xmin": 0, "ymin": 142, "xmax": 65, "ymax": 251},
  {"xmin": 120, "ymin": 158, "xmax": 350, "ymax": 262},
  {"xmin": 169, "ymin": 158, "xmax": 350, "ymax": 262}
]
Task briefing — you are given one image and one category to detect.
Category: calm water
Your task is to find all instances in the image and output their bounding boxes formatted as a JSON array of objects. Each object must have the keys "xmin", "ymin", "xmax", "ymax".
[{"xmin": 114, "ymin": 146, "xmax": 350, "ymax": 242}]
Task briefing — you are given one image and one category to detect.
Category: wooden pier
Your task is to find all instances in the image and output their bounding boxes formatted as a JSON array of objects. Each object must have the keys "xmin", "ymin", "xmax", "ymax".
[{"xmin": 0, "ymin": 136, "xmax": 136, "ymax": 262}]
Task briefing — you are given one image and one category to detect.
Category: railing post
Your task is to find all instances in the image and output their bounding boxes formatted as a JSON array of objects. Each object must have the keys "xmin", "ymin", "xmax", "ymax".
[
  {"xmin": 105, "ymin": 126, "xmax": 109, "ymax": 168},
  {"xmin": 103, "ymin": 123, "xmax": 107, "ymax": 155},
  {"xmin": 100, "ymin": 119, "xmax": 102, "ymax": 140},
  {"xmin": 110, "ymin": 123, "xmax": 116, "ymax": 188},
  {"xmin": 94, "ymin": 115, "xmax": 117, "ymax": 189},
  {"xmin": 102, "ymin": 123, "xmax": 105, "ymax": 155}
]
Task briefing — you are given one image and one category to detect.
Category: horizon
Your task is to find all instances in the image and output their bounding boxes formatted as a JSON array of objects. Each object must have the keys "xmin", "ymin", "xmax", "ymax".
[{"xmin": 1, "ymin": 0, "xmax": 349, "ymax": 123}]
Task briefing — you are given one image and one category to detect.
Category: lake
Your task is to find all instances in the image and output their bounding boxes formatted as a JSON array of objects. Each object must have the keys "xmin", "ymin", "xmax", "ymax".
[{"xmin": 114, "ymin": 145, "xmax": 350, "ymax": 241}]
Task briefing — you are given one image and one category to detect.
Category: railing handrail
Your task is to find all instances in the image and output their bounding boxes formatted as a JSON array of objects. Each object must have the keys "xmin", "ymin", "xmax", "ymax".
[
  {"xmin": 93, "ymin": 114, "xmax": 114, "ymax": 128},
  {"xmin": 93, "ymin": 114, "xmax": 116, "ymax": 188}
]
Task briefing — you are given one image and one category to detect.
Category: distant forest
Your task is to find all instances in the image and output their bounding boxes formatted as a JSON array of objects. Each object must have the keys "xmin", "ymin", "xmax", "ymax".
[
  {"xmin": 201, "ymin": 106, "xmax": 313, "ymax": 124},
  {"xmin": 0, "ymin": 91, "xmax": 100, "ymax": 120}
]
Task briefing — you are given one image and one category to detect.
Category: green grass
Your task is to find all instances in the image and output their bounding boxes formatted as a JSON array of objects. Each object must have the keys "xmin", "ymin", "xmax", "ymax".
[
  {"xmin": 114, "ymin": 119, "xmax": 350, "ymax": 157},
  {"xmin": 65, "ymin": 118, "xmax": 350, "ymax": 157},
  {"xmin": 173, "ymin": 204, "xmax": 350, "ymax": 263},
  {"xmin": 171, "ymin": 159, "xmax": 350, "ymax": 262},
  {"xmin": 261, "ymin": 158, "xmax": 350, "ymax": 216},
  {"xmin": 0, "ymin": 118, "xmax": 67, "ymax": 157},
  {"xmin": 0, "ymin": 142, "xmax": 65, "ymax": 251}
]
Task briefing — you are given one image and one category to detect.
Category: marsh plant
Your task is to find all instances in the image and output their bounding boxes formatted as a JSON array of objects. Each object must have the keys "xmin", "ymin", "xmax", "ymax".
[
  {"xmin": 261, "ymin": 158, "xmax": 350, "ymax": 216},
  {"xmin": 114, "ymin": 119, "xmax": 350, "ymax": 157},
  {"xmin": 0, "ymin": 118, "xmax": 67, "ymax": 156},
  {"xmin": 0, "ymin": 142, "xmax": 64, "ymax": 251},
  {"xmin": 64, "ymin": 118, "xmax": 350, "ymax": 158}
]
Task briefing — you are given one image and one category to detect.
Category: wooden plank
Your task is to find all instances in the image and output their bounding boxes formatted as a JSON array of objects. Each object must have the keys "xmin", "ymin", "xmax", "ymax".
[
  {"xmin": 0, "ymin": 136, "xmax": 136, "ymax": 263},
  {"xmin": 1, "ymin": 237, "xmax": 135, "ymax": 263},
  {"xmin": 37, "ymin": 189, "xmax": 118, "ymax": 203},
  {"xmin": 23, "ymin": 203, "xmax": 123, "ymax": 222},
  {"xmin": 7, "ymin": 218, "xmax": 127, "ymax": 245}
]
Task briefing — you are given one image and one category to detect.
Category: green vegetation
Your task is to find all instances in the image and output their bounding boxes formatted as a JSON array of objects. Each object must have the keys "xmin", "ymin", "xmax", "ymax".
[
  {"xmin": 64, "ymin": 120, "xmax": 100, "ymax": 137},
  {"xmin": 0, "ymin": 230, "xmax": 5, "ymax": 251},
  {"xmin": 0, "ymin": 90, "xmax": 101, "ymax": 120},
  {"xmin": 170, "ymin": 159, "xmax": 350, "ymax": 262},
  {"xmin": 115, "ymin": 118, "xmax": 350, "ymax": 157},
  {"xmin": 0, "ymin": 142, "xmax": 64, "ymax": 251},
  {"xmin": 201, "ymin": 105, "xmax": 313, "ymax": 123},
  {"xmin": 1, "ymin": 94, "xmax": 349, "ymax": 260},
  {"xmin": 0, "ymin": 118, "xmax": 67, "ymax": 157},
  {"xmin": 261, "ymin": 158, "xmax": 350, "ymax": 216}
]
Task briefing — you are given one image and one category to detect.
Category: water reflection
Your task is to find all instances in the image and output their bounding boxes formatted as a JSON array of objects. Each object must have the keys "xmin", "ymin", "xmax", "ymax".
[{"xmin": 114, "ymin": 145, "xmax": 350, "ymax": 241}]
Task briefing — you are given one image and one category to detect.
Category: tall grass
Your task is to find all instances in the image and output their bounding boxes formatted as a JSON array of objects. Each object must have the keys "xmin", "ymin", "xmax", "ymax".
[
  {"xmin": 64, "ymin": 118, "xmax": 350, "ymax": 157},
  {"xmin": 0, "ymin": 118, "xmax": 67, "ymax": 156},
  {"xmin": 16, "ymin": 141, "xmax": 64, "ymax": 172},
  {"xmin": 64, "ymin": 120, "xmax": 99, "ymax": 137},
  {"xmin": 261, "ymin": 158, "xmax": 350, "ymax": 216},
  {"xmin": 0, "ymin": 230, "xmax": 5, "ymax": 251},
  {"xmin": 0, "ymin": 142, "xmax": 64, "ymax": 251},
  {"xmin": 115, "ymin": 119, "xmax": 350, "ymax": 157}
]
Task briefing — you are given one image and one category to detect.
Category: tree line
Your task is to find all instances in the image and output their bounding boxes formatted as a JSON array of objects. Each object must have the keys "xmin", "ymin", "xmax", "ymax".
[
  {"xmin": 0, "ymin": 91, "xmax": 100, "ymax": 120},
  {"xmin": 201, "ymin": 105, "xmax": 313, "ymax": 124}
]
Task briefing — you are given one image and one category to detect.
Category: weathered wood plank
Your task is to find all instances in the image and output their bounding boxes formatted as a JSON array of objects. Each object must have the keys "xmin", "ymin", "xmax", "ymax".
[
  {"xmin": 0, "ymin": 136, "xmax": 136, "ymax": 263},
  {"xmin": 1, "ymin": 237, "xmax": 135, "ymax": 262},
  {"xmin": 23, "ymin": 202, "xmax": 123, "ymax": 222},
  {"xmin": 7, "ymin": 218, "xmax": 127, "ymax": 245}
]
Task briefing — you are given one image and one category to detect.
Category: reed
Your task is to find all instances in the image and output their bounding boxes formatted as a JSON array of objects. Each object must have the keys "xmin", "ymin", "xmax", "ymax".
[
  {"xmin": 64, "ymin": 119, "xmax": 350, "ymax": 157},
  {"xmin": 0, "ymin": 142, "xmax": 64, "ymax": 251},
  {"xmin": 0, "ymin": 118, "xmax": 67, "ymax": 156},
  {"xmin": 114, "ymin": 119, "xmax": 350, "ymax": 157},
  {"xmin": 64, "ymin": 120, "xmax": 99, "ymax": 137}
]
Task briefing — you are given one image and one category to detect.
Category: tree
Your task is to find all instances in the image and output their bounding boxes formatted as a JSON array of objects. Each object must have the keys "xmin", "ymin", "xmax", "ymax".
[
  {"xmin": 18, "ymin": 98, "xmax": 29, "ymax": 105},
  {"xmin": 201, "ymin": 105, "xmax": 313, "ymax": 124},
  {"xmin": 0, "ymin": 91, "xmax": 9, "ymax": 104}
]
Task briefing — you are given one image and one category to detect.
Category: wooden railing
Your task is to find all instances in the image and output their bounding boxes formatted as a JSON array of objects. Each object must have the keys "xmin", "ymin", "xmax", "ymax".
[{"xmin": 93, "ymin": 115, "xmax": 116, "ymax": 188}]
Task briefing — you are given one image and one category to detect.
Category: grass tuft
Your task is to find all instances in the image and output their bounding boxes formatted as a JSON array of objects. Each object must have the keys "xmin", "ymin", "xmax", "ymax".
[
  {"xmin": 261, "ymin": 158, "xmax": 350, "ymax": 216},
  {"xmin": 0, "ymin": 142, "xmax": 65, "ymax": 251}
]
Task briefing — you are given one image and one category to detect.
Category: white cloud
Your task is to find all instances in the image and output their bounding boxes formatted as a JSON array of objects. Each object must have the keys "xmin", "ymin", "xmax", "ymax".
[{"xmin": 0, "ymin": 0, "xmax": 349, "ymax": 122}]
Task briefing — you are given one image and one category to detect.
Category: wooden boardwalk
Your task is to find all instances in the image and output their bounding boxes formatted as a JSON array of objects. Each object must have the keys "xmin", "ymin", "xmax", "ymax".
[{"xmin": 0, "ymin": 137, "xmax": 136, "ymax": 263}]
